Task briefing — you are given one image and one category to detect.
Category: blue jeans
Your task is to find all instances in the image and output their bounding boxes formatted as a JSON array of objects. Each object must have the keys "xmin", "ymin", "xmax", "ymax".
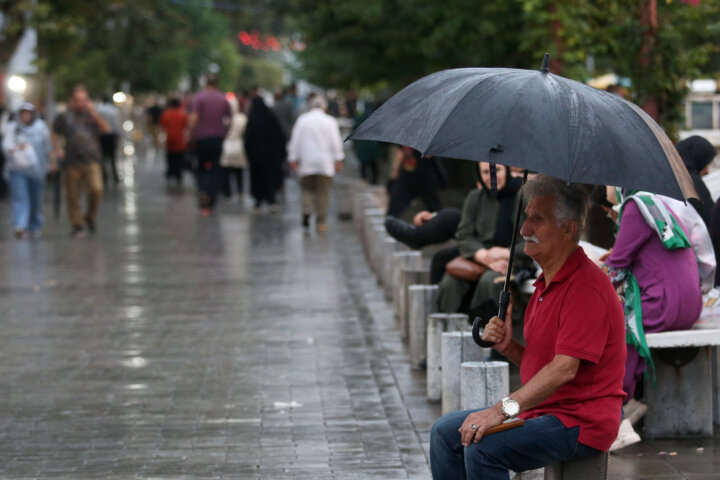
[
  {"xmin": 430, "ymin": 409, "xmax": 600, "ymax": 479},
  {"xmin": 9, "ymin": 171, "xmax": 45, "ymax": 233}
]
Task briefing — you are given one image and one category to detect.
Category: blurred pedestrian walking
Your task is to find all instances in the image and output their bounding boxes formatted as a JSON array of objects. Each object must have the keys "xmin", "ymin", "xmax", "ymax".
[
  {"xmin": 353, "ymin": 100, "xmax": 384, "ymax": 185},
  {"xmin": 2, "ymin": 103, "xmax": 53, "ymax": 238},
  {"xmin": 52, "ymin": 85, "xmax": 111, "ymax": 238},
  {"xmin": 188, "ymin": 74, "xmax": 231, "ymax": 215},
  {"xmin": 220, "ymin": 95, "xmax": 247, "ymax": 202},
  {"xmin": 145, "ymin": 99, "xmax": 163, "ymax": 150},
  {"xmin": 97, "ymin": 96, "xmax": 121, "ymax": 186},
  {"xmin": 288, "ymin": 95, "xmax": 344, "ymax": 232},
  {"xmin": 160, "ymin": 98, "xmax": 188, "ymax": 186},
  {"xmin": 244, "ymin": 95, "xmax": 286, "ymax": 212}
]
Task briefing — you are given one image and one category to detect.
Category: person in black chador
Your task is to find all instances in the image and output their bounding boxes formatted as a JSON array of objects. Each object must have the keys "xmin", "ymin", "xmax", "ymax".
[
  {"xmin": 244, "ymin": 96, "xmax": 287, "ymax": 212},
  {"xmin": 676, "ymin": 135, "xmax": 716, "ymax": 227},
  {"xmin": 385, "ymin": 146, "xmax": 445, "ymax": 217}
]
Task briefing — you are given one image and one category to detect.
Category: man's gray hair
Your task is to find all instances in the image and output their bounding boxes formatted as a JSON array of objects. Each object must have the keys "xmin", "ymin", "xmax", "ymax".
[
  {"xmin": 520, "ymin": 174, "xmax": 590, "ymax": 240},
  {"xmin": 309, "ymin": 95, "xmax": 327, "ymax": 110}
]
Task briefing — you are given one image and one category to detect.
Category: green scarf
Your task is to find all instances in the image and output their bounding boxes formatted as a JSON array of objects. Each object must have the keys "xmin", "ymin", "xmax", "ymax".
[{"xmin": 616, "ymin": 190, "xmax": 691, "ymax": 385}]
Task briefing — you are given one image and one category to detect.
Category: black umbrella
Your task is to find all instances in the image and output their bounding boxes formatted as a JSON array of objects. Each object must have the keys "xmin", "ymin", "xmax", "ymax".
[{"xmin": 348, "ymin": 54, "xmax": 697, "ymax": 346}]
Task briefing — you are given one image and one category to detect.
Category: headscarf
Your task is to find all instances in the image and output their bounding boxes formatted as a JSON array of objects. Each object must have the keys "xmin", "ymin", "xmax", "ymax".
[
  {"xmin": 476, "ymin": 165, "xmax": 522, "ymax": 246},
  {"xmin": 676, "ymin": 135, "xmax": 716, "ymax": 226},
  {"xmin": 677, "ymin": 135, "xmax": 716, "ymax": 174}
]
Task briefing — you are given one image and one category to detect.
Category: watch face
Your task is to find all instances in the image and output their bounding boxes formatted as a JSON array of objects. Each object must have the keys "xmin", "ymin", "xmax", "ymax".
[{"xmin": 504, "ymin": 398, "xmax": 520, "ymax": 417}]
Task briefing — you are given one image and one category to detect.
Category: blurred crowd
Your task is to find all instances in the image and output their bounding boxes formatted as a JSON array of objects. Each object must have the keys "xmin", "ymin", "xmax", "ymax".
[{"xmin": 0, "ymin": 75, "xmax": 365, "ymax": 237}]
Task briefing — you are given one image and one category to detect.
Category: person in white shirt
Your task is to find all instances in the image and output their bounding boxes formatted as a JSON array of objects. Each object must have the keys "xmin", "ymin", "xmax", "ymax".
[{"xmin": 288, "ymin": 95, "xmax": 344, "ymax": 232}]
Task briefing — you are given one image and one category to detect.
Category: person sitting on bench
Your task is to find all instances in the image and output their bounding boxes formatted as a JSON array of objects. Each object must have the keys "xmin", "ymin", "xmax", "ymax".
[
  {"xmin": 600, "ymin": 186, "xmax": 703, "ymax": 449},
  {"xmin": 430, "ymin": 175, "xmax": 626, "ymax": 479}
]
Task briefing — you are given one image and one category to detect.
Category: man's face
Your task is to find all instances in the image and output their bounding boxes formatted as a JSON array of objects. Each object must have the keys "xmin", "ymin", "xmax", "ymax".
[
  {"xmin": 479, "ymin": 162, "xmax": 507, "ymax": 191},
  {"xmin": 520, "ymin": 195, "xmax": 570, "ymax": 262},
  {"xmin": 71, "ymin": 90, "xmax": 90, "ymax": 112}
]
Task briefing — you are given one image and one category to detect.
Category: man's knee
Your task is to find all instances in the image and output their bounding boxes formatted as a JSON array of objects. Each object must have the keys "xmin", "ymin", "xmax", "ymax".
[{"xmin": 431, "ymin": 410, "xmax": 466, "ymax": 449}]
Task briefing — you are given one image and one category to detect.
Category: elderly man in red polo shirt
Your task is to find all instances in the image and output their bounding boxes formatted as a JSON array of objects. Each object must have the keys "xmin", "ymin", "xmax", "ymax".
[{"xmin": 430, "ymin": 174, "xmax": 626, "ymax": 479}]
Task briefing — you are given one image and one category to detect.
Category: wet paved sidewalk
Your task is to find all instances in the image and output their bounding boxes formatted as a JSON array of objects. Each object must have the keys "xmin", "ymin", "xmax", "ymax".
[
  {"xmin": 0, "ymin": 150, "xmax": 719, "ymax": 479},
  {"xmin": 0, "ymin": 152, "xmax": 435, "ymax": 479}
]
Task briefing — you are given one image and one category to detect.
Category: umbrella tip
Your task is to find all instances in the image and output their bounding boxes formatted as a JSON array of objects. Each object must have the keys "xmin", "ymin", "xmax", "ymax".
[{"xmin": 540, "ymin": 53, "xmax": 550, "ymax": 73}]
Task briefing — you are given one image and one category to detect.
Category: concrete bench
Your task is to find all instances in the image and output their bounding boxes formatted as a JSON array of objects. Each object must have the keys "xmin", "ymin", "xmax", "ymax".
[
  {"xmin": 543, "ymin": 453, "xmax": 609, "ymax": 480},
  {"xmin": 397, "ymin": 267, "xmax": 430, "ymax": 339},
  {"xmin": 643, "ymin": 314, "xmax": 720, "ymax": 438},
  {"xmin": 427, "ymin": 313, "xmax": 471, "ymax": 401}
]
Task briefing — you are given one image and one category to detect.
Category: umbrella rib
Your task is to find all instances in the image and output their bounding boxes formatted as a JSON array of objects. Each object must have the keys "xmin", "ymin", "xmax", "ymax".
[
  {"xmin": 424, "ymin": 70, "xmax": 511, "ymax": 156},
  {"xmin": 487, "ymin": 74, "xmax": 537, "ymax": 167}
]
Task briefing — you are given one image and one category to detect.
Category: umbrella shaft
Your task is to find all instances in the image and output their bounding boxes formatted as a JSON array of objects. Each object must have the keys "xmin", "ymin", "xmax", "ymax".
[{"xmin": 498, "ymin": 169, "xmax": 528, "ymax": 320}]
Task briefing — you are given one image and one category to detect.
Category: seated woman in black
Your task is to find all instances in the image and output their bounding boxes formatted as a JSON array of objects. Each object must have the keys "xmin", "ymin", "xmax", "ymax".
[{"xmin": 436, "ymin": 163, "xmax": 531, "ymax": 316}]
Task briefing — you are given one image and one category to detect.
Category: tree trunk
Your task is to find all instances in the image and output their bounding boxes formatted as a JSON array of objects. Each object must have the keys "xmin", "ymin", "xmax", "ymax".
[{"xmin": 640, "ymin": 0, "xmax": 659, "ymax": 120}]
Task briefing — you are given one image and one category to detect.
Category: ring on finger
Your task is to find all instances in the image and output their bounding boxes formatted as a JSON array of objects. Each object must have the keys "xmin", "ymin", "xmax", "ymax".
[{"xmin": 470, "ymin": 424, "xmax": 478, "ymax": 430}]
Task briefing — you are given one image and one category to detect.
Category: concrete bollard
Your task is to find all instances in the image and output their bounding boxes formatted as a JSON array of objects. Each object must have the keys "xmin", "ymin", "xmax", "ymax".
[
  {"xmin": 353, "ymin": 193, "xmax": 375, "ymax": 233},
  {"xmin": 361, "ymin": 209, "xmax": 384, "ymax": 259},
  {"xmin": 370, "ymin": 226, "xmax": 388, "ymax": 281},
  {"xmin": 460, "ymin": 361, "xmax": 509, "ymax": 410},
  {"xmin": 543, "ymin": 453, "xmax": 608, "ymax": 480},
  {"xmin": 408, "ymin": 285, "xmax": 439, "ymax": 368},
  {"xmin": 427, "ymin": 313, "xmax": 470, "ymax": 401},
  {"xmin": 392, "ymin": 252, "xmax": 422, "ymax": 319},
  {"xmin": 333, "ymin": 178, "xmax": 354, "ymax": 220},
  {"xmin": 382, "ymin": 238, "xmax": 402, "ymax": 300},
  {"xmin": 398, "ymin": 268, "xmax": 430, "ymax": 339},
  {"xmin": 363, "ymin": 217, "xmax": 385, "ymax": 274},
  {"xmin": 441, "ymin": 331, "xmax": 487, "ymax": 415}
]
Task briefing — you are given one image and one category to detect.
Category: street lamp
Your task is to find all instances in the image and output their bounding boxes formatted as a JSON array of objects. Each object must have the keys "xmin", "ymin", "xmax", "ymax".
[
  {"xmin": 113, "ymin": 91, "xmax": 127, "ymax": 103},
  {"xmin": 7, "ymin": 75, "xmax": 27, "ymax": 93}
]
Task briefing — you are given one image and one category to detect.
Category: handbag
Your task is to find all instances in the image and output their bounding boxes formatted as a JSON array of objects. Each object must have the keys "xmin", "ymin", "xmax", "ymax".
[
  {"xmin": 446, "ymin": 256, "xmax": 486, "ymax": 282},
  {"xmin": 12, "ymin": 143, "xmax": 38, "ymax": 169}
]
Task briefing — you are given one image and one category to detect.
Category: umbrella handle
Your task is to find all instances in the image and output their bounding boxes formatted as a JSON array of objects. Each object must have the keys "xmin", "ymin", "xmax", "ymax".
[{"xmin": 472, "ymin": 290, "xmax": 510, "ymax": 348}]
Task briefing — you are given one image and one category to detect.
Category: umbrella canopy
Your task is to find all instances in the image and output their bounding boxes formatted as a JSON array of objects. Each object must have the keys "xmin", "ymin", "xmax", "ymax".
[{"xmin": 349, "ymin": 57, "xmax": 696, "ymax": 201}]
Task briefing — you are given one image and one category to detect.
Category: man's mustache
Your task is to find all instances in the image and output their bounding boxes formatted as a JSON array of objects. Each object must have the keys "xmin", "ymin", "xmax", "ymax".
[{"xmin": 523, "ymin": 235, "xmax": 540, "ymax": 244}]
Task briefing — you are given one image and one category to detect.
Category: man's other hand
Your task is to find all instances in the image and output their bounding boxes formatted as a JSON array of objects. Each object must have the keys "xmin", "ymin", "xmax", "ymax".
[{"xmin": 458, "ymin": 406, "xmax": 504, "ymax": 446}]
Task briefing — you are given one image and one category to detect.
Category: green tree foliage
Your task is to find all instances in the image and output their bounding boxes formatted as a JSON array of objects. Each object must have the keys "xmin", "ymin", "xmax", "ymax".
[
  {"xmin": 27, "ymin": 0, "xmax": 241, "ymax": 95},
  {"xmin": 282, "ymin": 0, "xmax": 720, "ymax": 137},
  {"xmin": 282, "ymin": 0, "xmax": 530, "ymax": 89}
]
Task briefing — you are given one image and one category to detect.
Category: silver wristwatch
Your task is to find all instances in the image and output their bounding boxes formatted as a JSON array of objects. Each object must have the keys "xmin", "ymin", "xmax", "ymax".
[{"xmin": 501, "ymin": 396, "xmax": 520, "ymax": 419}]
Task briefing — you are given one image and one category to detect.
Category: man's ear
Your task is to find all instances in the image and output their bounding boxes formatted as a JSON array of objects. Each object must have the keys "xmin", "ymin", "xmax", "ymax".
[{"xmin": 563, "ymin": 220, "xmax": 578, "ymax": 240}]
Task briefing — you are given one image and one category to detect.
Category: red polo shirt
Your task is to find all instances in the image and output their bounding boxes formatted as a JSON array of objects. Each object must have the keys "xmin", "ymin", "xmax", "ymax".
[{"xmin": 519, "ymin": 247, "xmax": 626, "ymax": 452}]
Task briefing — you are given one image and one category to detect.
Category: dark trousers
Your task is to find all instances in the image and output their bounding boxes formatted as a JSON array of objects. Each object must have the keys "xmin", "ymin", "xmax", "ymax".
[
  {"xmin": 166, "ymin": 151, "xmax": 185, "ymax": 183},
  {"xmin": 359, "ymin": 160, "xmax": 378, "ymax": 185},
  {"xmin": 195, "ymin": 137, "xmax": 223, "ymax": 209},
  {"xmin": 387, "ymin": 171, "xmax": 442, "ymax": 217},
  {"xmin": 99, "ymin": 134, "xmax": 119, "ymax": 185},
  {"xmin": 221, "ymin": 167, "xmax": 244, "ymax": 197}
]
